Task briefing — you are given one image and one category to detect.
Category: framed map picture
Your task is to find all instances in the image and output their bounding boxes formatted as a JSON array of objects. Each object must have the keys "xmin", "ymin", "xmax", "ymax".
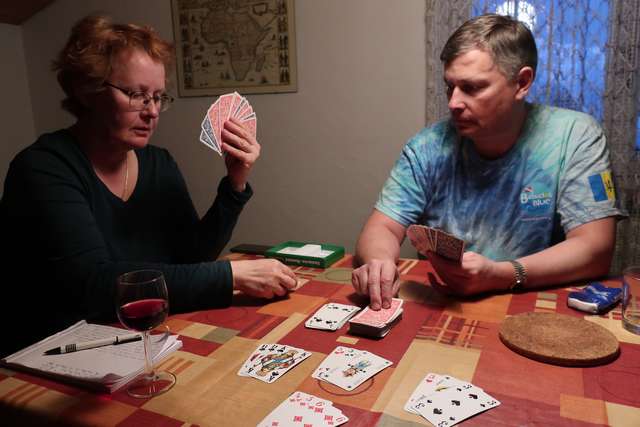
[{"xmin": 171, "ymin": 0, "xmax": 297, "ymax": 96}]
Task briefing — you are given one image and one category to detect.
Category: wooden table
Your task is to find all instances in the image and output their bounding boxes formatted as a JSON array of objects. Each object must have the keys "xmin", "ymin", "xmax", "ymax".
[{"xmin": 1, "ymin": 253, "xmax": 639, "ymax": 426}]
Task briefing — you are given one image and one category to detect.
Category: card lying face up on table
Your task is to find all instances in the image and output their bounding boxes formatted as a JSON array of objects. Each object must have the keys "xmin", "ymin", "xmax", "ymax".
[
  {"xmin": 406, "ymin": 224, "xmax": 466, "ymax": 262},
  {"xmin": 305, "ymin": 303, "xmax": 361, "ymax": 331},
  {"xmin": 199, "ymin": 91, "xmax": 257, "ymax": 156},
  {"xmin": 404, "ymin": 373, "xmax": 501, "ymax": 426},
  {"xmin": 257, "ymin": 391, "xmax": 349, "ymax": 427},
  {"xmin": 312, "ymin": 346, "xmax": 392, "ymax": 391},
  {"xmin": 237, "ymin": 343, "xmax": 311, "ymax": 383}
]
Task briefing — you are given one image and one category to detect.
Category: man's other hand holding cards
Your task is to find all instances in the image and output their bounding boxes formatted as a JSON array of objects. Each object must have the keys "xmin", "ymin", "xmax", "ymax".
[
  {"xmin": 352, "ymin": 212, "xmax": 515, "ymax": 309},
  {"xmin": 407, "ymin": 224, "xmax": 513, "ymax": 297},
  {"xmin": 426, "ymin": 246, "xmax": 514, "ymax": 297}
]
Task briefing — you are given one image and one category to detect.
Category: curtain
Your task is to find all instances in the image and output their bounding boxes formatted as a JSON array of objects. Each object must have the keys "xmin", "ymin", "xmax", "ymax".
[
  {"xmin": 425, "ymin": 0, "xmax": 640, "ymax": 273},
  {"xmin": 425, "ymin": 0, "xmax": 471, "ymax": 123},
  {"xmin": 603, "ymin": 0, "xmax": 640, "ymax": 274}
]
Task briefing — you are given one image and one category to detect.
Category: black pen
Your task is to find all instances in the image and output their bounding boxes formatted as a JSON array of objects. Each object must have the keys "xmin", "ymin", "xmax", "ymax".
[{"xmin": 43, "ymin": 333, "xmax": 142, "ymax": 355}]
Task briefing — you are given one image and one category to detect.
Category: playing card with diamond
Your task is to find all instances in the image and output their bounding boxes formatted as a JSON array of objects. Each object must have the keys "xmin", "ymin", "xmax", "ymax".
[
  {"xmin": 305, "ymin": 303, "xmax": 360, "ymax": 331},
  {"xmin": 257, "ymin": 391, "xmax": 348, "ymax": 427}
]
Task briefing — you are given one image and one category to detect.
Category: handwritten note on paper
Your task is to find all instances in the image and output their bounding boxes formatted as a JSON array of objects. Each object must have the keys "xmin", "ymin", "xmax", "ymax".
[{"xmin": 1, "ymin": 320, "xmax": 181, "ymax": 389}]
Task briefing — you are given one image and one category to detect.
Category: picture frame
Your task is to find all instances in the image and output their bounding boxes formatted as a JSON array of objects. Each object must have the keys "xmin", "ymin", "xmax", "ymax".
[{"xmin": 171, "ymin": 0, "xmax": 297, "ymax": 97}]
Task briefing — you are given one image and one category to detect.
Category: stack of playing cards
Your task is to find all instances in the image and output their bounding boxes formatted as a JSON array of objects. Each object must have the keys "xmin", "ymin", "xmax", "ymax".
[
  {"xmin": 257, "ymin": 391, "xmax": 348, "ymax": 427},
  {"xmin": 200, "ymin": 91, "xmax": 257, "ymax": 155},
  {"xmin": 312, "ymin": 346, "xmax": 392, "ymax": 391},
  {"xmin": 305, "ymin": 303, "xmax": 361, "ymax": 331},
  {"xmin": 404, "ymin": 373, "xmax": 501, "ymax": 426},
  {"xmin": 237, "ymin": 343, "xmax": 311, "ymax": 383},
  {"xmin": 406, "ymin": 224, "xmax": 466, "ymax": 262},
  {"xmin": 347, "ymin": 298, "xmax": 403, "ymax": 338}
]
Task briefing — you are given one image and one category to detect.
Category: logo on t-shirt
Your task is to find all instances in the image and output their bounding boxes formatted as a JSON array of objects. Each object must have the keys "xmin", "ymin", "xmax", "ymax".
[
  {"xmin": 588, "ymin": 171, "xmax": 616, "ymax": 202},
  {"xmin": 520, "ymin": 184, "xmax": 553, "ymax": 216}
]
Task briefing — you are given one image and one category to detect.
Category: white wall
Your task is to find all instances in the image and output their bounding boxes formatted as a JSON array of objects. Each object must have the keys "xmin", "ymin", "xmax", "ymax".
[
  {"xmin": 19, "ymin": 0, "xmax": 426, "ymax": 257},
  {"xmin": 0, "ymin": 23, "xmax": 36, "ymax": 193}
]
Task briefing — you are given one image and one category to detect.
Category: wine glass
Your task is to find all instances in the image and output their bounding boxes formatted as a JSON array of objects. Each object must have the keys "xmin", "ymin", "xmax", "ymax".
[{"xmin": 116, "ymin": 269, "xmax": 176, "ymax": 398}]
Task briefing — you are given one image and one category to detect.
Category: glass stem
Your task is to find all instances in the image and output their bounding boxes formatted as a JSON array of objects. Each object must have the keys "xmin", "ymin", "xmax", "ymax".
[{"xmin": 143, "ymin": 330, "xmax": 155, "ymax": 379}]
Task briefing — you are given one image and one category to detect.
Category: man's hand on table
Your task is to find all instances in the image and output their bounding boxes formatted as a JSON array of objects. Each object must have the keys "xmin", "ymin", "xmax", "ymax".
[
  {"xmin": 230, "ymin": 259, "xmax": 298, "ymax": 299},
  {"xmin": 352, "ymin": 258, "xmax": 400, "ymax": 310},
  {"xmin": 429, "ymin": 251, "xmax": 512, "ymax": 296}
]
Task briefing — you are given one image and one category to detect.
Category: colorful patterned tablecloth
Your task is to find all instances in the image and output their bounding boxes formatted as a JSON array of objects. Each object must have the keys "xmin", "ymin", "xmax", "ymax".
[{"xmin": 1, "ymin": 254, "xmax": 639, "ymax": 426}]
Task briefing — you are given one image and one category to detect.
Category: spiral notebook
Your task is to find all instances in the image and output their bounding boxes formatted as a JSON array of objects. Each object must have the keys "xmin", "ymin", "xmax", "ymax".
[{"xmin": 0, "ymin": 320, "xmax": 182, "ymax": 393}]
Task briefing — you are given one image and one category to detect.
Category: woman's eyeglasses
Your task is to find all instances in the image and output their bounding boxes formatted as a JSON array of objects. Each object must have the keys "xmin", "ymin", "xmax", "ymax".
[{"xmin": 104, "ymin": 82, "xmax": 174, "ymax": 113}]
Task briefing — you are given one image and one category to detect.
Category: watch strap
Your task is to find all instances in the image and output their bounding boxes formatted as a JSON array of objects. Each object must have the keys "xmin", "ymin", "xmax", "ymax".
[{"xmin": 508, "ymin": 260, "xmax": 527, "ymax": 291}]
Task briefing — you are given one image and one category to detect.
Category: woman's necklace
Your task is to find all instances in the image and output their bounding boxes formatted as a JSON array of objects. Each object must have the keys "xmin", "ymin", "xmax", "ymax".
[{"xmin": 122, "ymin": 153, "xmax": 129, "ymax": 200}]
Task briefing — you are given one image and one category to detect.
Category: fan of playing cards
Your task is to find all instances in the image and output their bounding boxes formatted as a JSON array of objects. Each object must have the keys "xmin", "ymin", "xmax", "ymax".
[
  {"xmin": 257, "ymin": 391, "xmax": 349, "ymax": 427},
  {"xmin": 404, "ymin": 373, "xmax": 501, "ymax": 426},
  {"xmin": 406, "ymin": 224, "xmax": 466, "ymax": 262},
  {"xmin": 199, "ymin": 91, "xmax": 257, "ymax": 156},
  {"xmin": 312, "ymin": 346, "xmax": 393, "ymax": 391}
]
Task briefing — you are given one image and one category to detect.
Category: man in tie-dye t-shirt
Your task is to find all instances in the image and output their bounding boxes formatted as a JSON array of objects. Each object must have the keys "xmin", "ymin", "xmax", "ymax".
[{"xmin": 351, "ymin": 14, "xmax": 626, "ymax": 310}]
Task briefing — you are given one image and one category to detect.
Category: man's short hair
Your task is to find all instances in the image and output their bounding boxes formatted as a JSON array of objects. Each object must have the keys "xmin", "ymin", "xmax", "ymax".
[{"xmin": 440, "ymin": 14, "xmax": 537, "ymax": 81}]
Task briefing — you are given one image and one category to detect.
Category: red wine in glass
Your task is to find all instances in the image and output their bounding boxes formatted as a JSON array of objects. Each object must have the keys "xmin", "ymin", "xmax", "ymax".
[
  {"xmin": 116, "ymin": 270, "xmax": 176, "ymax": 398},
  {"xmin": 119, "ymin": 299, "xmax": 168, "ymax": 331}
]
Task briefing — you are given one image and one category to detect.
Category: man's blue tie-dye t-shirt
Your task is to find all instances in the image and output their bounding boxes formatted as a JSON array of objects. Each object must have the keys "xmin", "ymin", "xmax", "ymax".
[{"xmin": 375, "ymin": 104, "xmax": 625, "ymax": 261}]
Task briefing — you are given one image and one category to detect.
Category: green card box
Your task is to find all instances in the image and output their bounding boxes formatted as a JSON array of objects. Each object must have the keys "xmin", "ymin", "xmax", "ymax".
[{"xmin": 265, "ymin": 241, "xmax": 345, "ymax": 268}]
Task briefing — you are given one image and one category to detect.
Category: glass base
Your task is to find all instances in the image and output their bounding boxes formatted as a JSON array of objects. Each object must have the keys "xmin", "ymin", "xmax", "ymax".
[
  {"xmin": 622, "ymin": 318, "xmax": 640, "ymax": 335},
  {"xmin": 126, "ymin": 371, "xmax": 176, "ymax": 398}
]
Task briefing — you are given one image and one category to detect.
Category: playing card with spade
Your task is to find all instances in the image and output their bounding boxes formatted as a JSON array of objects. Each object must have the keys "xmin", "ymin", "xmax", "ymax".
[
  {"xmin": 411, "ymin": 378, "xmax": 500, "ymax": 426},
  {"xmin": 305, "ymin": 303, "xmax": 361, "ymax": 331}
]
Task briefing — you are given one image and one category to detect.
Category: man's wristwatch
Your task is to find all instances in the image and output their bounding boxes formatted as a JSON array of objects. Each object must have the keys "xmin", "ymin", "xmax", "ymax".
[{"xmin": 508, "ymin": 260, "xmax": 527, "ymax": 291}]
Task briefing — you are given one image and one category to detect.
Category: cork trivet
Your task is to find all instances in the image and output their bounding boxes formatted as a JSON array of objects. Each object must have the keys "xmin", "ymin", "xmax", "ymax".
[{"xmin": 499, "ymin": 312, "xmax": 619, "ymax": 366}]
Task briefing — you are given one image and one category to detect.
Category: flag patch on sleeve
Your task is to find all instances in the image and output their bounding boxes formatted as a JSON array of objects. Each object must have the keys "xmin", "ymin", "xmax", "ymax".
[{"xmin": 588, "ymin": 171, "xmax": 616, "ymax": 202}]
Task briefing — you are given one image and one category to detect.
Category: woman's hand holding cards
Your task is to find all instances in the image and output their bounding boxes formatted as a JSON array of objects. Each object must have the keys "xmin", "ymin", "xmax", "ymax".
[{"xmin": 222, "ymin": 117, "xmax": 261, "ymax": 192}]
